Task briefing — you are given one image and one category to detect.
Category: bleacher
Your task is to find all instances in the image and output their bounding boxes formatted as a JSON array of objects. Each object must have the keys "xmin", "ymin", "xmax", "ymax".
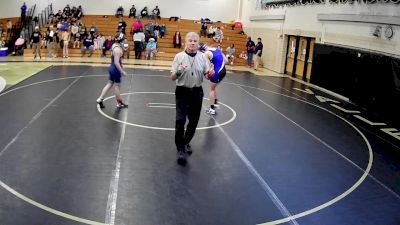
[{"xmin": 22, "ymin": 15, "xmax": 248, "ymax": 65}]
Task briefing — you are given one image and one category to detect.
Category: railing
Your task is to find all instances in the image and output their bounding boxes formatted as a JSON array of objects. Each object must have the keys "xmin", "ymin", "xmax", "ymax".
[{"xmin": 261, "ymin": 0, "xmax": 399, "ymax": 8}]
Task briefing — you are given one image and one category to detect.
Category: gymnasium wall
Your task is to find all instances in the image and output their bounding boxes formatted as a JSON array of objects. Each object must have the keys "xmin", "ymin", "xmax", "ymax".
[
  {"xmin": 0, "ymin": 0, "xmax": 240, "ymax": 23},
  {"xmin": 240, "ymin": 1, "xmax": 400, "ymax": 73}
]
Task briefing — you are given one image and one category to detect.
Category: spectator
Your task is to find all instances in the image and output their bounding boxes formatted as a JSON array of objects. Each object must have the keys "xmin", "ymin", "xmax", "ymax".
[
  {"xmin": 80, "ymin": 23, "xmax": 87, "ymax": 37},
  {"xmin": 160, "ymin": 24, "xmax": 166, "ymax": 38},
  {"xmin": 122, "ymin": 38, "xmax": 130, "ymax": 59},
  {"xmin": 213, "ymin": 27, "xmax": 223, "ymax": 43},
  {"xmin": 116, "ymin": 5, "xmax": 124, "ymax": 18},
  {"xmin": 153, "ymin": 23, "xmax": 160, "ymax": 38},
  {"xmin": 89, "ymin": 23, "xmax": 97, "ymax": 36},
  {"xmin": 144, "ymin": 21, "xmax": 154, "ymax": 33},
  {"xmin": 30, "ymin": 26, "xmax": 42, "ymax": 59},
  {"xmin": 207, "ymin": 25, "xmax": 214, "ymax": 38},
  {"xmin": 133, "ymin": 29, "xmax": 145, "ymax": 59},
  {"xmin": 97, "ymin": 34, "xmax": 105, "ymax": 50},
  {"xmin": 169, "ymin": 16, "xmax": 179, "ymax": 21},
  {"xmin": 73, "ymin": 32, "xmax": 80, "ymax": 48},
  {"xmin": 173, "ymin": 31, "xmax": 181, "ymax": 48},
  {"xmin": 13, "ymin": 35, "xmax": 25, "ymax": 55},
  {"xmin": 6, "ymin": 20, "xmax": 12, "ymax": 33},
  {"xmin": 102, "ymin": 36, "xmax": 113, "ymax": 57},
  {"xmin": 145, "ymin": 38, "xmax": 157, "ymax": 60},
  {"xmin": 81, "ymin": 34, "xmax": 94, "ymax": 57},
  {"xmin": 254, "ymin": 37, "xmax": 263, "ymax": 70},
  {"xmin": 0, "ymin": 23, "xmax": 3, "ymax": 36},
  {"xmin": 118, "ymin": 17, "xmax": 127, "ymax": 34},
  {"xmin": 152, "ymin": 6, "xmax": 160, "ymax": 19},
  {"xmin": 21, "ymin": 2, "xmax": 27, "ymax": 25},
  {"xmin": 129, "ymin": 5, "xmax": 136, "ymax": 18},
  {"xmin": 71, "ymin": 22, "xmax": 79, "ymax": 37},
  {"xmin": 246, "ymin": 37, "xmax": 255, "ymax": 67},
  {"xmin": 131, "ymin": 19, "xmax": 143, "ymax": 34},
  {"xmin": 61, "ymin": 29, "xmax": 70, "ymax": 58},
  {"xmin": 141, "ymin": 7, "xmax": 149, "ymax": 18},
  {"xmin": 76, "ymin": 5, "xmax": 83, "ymax": 19},
  {"xmin": 46, "ymin": 26, "xmax": 58, "ymax": 58},
  {"xmin": 239, "ymin": 50, "xmax": 247, "ymax": 60},
  {"xmin": 200, "ymin": 22, "xmax": 207, "ymax": 37},
  {"xmin": 63, "ymin": 4, "xmax": 71, "ymax": 17},
  {"xmin": 226, "ymin": 44, "xmax": 235, "ymax": 65}
]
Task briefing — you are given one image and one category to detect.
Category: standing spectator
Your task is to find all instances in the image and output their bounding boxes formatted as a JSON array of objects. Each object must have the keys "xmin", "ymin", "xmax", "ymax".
[
  {"xmin": 116, "ymin": 5, "xmax": 124, "ymax": 18},
  {"xmin": 118, "ymin": 17, "xmax": 127, "ymax": 34},
  {"xmin": 81, "ymin": 34, "xmax": 94, "ymax": 57},
  {"xmin": 61, "ymin": 29, "xmax": 70, "ymax": 58},
  {"xmin": 254, "ymin": 37, "xmax": 263, "ymax": 70},
  {"xmin": 141, "ymin": 7, "xmax": 149, "ymax": 18},
  {"xmin": 133, "ymin": 29, "xmax": 145, "ymax": 59},
  {"xmin": 173, "ymin": 31, "xmax": 182, "ymax": 48},
  {"xmin": 170, "ymin": 32, "xmax": 213, "ymax": 165},
  {"xmin": 76, "ymin": 5, "xmax": 83, "ymax": 19},
  {"xmin": 21, "ymin": 3, "xmax": 27, "ymax": 25},
  {"xmin": 152, "ymin": 6, "xmax": 160, "ymax": 19},
  {"xmin": 30, "ymin": 26, "xmax": 42, "ymax": 59},
  {"xmin": 131, "ymin": 19, "xmax": 143, "ymax": 34},
  {"xmin": 129, "ymin": 5, "xmax": 136, "ymax": 18},
  {"xmin": 246, "ymin": 37, "xmax": 255, "ymax": 67},
  {"xmin": 226, "ymin": 44, "xmax": 236, "ymax": 65},
  {"xmin": 160, "ymin": 24, "xmax": 166, "ymax": 38}
]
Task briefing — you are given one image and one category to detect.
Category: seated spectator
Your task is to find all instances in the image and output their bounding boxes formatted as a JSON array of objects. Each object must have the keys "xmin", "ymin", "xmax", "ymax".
[
  {"xmin": 73, "ymin": 32, "xmax": 80, "ymax": 48},
  {"xmin": 208, "ymin": 25, "xmax": 215, "ymax": 38},
  {"xmin": 173, "ymin": 31, "xmax": 181, "ymax": 48},
  {"xmin": 145, "ymin": 38, "xmax": 157, "ymax": 60},
  {"xmin": 97, "ymin": 34, "xmax": 105, "ymax": 50},
  {"xmin": 6, "ymin": 20, "xmax": 12, "ymax": 33},
  {"xmin": 80, "ymin": 23, "xmax": 87, "ymax": 37},
  {"xmin": 77, "ymin": 5, "xmax": 83, "ymax": 19},
  {"xmin": 81, "ymin": 34, "xmax": 94, "ymax": 57},
  {"xmin": 89, "ymin": 23, "xmax": 97, "ymax": 36},
  {"xmin": 63, "ymin": 4, "xmax": 71, "ymax": 17},
  {"xmin": 239, "ymin": 50, "xmax": 247, "ymax": 60},
  {"xmin": 200, "ymin": 22, "xmax": 207, "ymax": 37},
  {"xmin": 122, "ymin": 38, "xmax": 130, "ymax": 59},
  {"xmin": 152, "ymin": 6, "xmax": 160, "ymax": 19},
  {"xmin": 160, "ymin": 24, "xmax": 166, "ymax": 38},
  {"xmin": 102, "ymin": 36, "xmax": 113, "ymax": 57},
  {"xmin": 0, "ymin": 36, "xmax": 5, "ymax": 48},
  {"xmin": 169, "ymin": 16, "xmax": 179, "ymax": 21},
  {"xmin": 141, "ymin": 7, "xmax": 149, "ymax": 18},
  {"xmin": 153, "ymin": 23, "xmax": 160, "ymax": 38},
  {"xmin": 213, "ymin": 27, "xmax": 223, "ymax": 43},
  {"xmin": 129, "ymin": 5, "xmax": 136, "ymax": 18},
  {"xmin": 133, "ymin": 29, "xmax": 145, "ymax": 59},
  {"xmin": 116, "ymin": 5, "xmax": 124, "ymax": 18},
  {"xmin": 13, "ymin": 35, "xmax": 25, "ymax": 55},
  {"xmin": 0, "ymin": 23, "xmax": 4, "ymax": 35},
  {"xmin": 226, "ymin": 44, "xmax": 235, "ymax": 65},
  {"xmin": 144, "ymin": 21, "xmax": 154, "ymax": 34},
  {"xmin": 71, "ymin": 22, "xmax": 79, "ymax": 37},
  {"xmin": 118, "ymin": 18, "xmax": 127, "ymax": 34}
]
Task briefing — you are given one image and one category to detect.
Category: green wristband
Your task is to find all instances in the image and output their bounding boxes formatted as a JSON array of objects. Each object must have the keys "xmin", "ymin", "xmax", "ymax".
[{"xmin": 175, "ymin": 71, "xmax": 182, "ymax": 77}]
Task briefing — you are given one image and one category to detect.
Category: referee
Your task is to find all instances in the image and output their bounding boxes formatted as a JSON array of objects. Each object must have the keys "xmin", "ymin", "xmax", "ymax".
[{"xmin": 171, "ymin": 32, "xmax": 214, "ymax": 165}]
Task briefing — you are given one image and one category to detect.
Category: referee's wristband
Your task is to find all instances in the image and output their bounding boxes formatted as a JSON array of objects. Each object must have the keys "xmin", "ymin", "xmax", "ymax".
[{"xmin": 175, "ymin": 71, "xmax": 182, "ymax": 77}]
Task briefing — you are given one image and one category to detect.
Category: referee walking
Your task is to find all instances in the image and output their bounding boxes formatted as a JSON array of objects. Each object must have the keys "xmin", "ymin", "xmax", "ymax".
[{"xmin": 171, "ymin": 32, "xmax": 214, "ymax": 165}]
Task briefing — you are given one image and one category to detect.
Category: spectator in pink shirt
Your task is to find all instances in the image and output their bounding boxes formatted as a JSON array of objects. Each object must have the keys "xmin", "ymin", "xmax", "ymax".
[{"xmin": 131, "ymin": 19, "xmax": 143, "ymax": 34}]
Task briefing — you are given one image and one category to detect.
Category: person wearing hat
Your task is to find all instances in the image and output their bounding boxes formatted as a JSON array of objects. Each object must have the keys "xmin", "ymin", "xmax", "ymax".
[
  {"xmin": 96, "ymin": 32, "xmax": 128, "ymax": 109},
  {"xmin": 145, "ymin": 37, "xmax": 157, "ymax": 60},
  {"xmin": 30, "ymin": 26, "xmax": 42, "ymax": 59}
]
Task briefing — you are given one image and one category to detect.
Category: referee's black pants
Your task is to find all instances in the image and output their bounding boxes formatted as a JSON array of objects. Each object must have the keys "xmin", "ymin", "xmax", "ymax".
[{"xmin": 175, "ymin": 86, "xmax": 204, "ymax": 152}]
